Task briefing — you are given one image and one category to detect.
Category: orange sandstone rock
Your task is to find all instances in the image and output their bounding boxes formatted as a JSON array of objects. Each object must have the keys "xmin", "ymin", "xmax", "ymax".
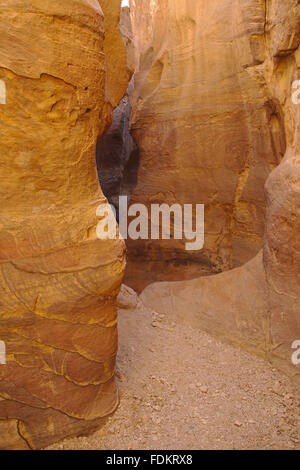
[
  {"xmin": 0, "ymin": 0, "xmax": 127, "ymax": 449},
  {"xmin": 141, "ymin": 0, "xmax": 300, "ymax": 385},
  {"xmin": 100, "ymin": 0, "xmax": 132, "ymax": 110},
  {"xmin": 126, "ymin": 0, "xmax": 286, "ymax": 290}
]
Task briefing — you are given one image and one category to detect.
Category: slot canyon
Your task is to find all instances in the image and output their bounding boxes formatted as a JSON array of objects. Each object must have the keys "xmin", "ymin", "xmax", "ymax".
[{"xmin": 0, "ymin": 0, "xmax": 299, "ymax": 451}]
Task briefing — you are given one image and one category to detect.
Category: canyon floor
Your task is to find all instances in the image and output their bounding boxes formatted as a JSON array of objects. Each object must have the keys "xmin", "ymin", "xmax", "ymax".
[{"xmin": 47, "ymin": 301, "xmax": 300, "ymax": 450}]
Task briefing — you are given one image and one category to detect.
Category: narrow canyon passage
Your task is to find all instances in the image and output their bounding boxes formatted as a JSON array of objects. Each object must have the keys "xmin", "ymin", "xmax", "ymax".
[
  {"xmin": 96, "ymin": 87, "xmax": 140, "ymax": 212},
  {"xmin": 0, "ymin": 0, "xmax": 299, "ymax": 451},
  {"xmin": 85, "ymin": 0, "xmax": 300, "ymax": 451}
]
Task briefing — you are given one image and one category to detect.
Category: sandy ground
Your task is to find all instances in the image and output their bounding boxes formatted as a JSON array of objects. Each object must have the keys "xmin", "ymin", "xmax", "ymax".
[{"xmin": 47, "ymin": 301, "xmax": 300, "ymax": 450}]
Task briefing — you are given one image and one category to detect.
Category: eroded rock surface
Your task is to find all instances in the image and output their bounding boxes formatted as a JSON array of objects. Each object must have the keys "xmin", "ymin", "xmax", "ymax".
[
  {"xmin": 141, "ymin": 0, "xmax": 300, "ymax": 384},
  {"xmin": 126, "ymin": 0, "xmax": 287, "ymax": 290},
  {"xmin": 100, "ymin": 0, "xmax": 132, "ymax": 110},
  {"xmin": 0, "ymin": 0, "xmax": 127, "ymax": 449}
]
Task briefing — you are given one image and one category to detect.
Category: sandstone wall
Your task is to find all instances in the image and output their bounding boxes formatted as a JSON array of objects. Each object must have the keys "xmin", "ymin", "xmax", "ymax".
[
  {"xmin": 141, "ymin": 0, "xmax": 300, "ymax": 384},
  {"xmin": 96, "ymin": 1, "xmax": 136, "ymax": 210},
  {"xmin": 263, "ymin": 0, "xmax": 300, "ymax": 378},
  {"xmin": 127, "ymin": 0, "xmax": 286, "ymax": 291},
  {"xmin": 100, "ymin": 0, "xmax": 132, "ymax": 110},
  {"xmin": 0, "ymin": 0, "xmax": 127, "ymax": 449}
]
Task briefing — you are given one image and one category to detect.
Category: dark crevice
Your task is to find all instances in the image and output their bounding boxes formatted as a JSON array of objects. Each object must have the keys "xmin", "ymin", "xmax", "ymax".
[
  {"xmin": 17, "ymin": 420, "xmax": 32, "ymax": 450},
  {"xmin": 96, "ymin": 82, "xmax": 139, "ymax": 218}
]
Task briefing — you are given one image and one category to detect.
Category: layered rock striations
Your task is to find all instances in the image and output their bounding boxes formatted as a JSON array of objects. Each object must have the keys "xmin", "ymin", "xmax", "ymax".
[
  {"xmin": 126, "ymin": 0, "xmax": 287, "ymax": 290},
  {"xmin": 0, "ymin": 0, "xmax": 127, "ymax": 449},
  {"xmin": 141, "ymin": 0, "xmax": 300, "ymax": 383},
  {"xmin": 0, "ymin": 0, "xmax": 299, "ymax": 449},
  {"xmin": 262, "ymin": 0, "xmax": 300, "ymax": 379}
]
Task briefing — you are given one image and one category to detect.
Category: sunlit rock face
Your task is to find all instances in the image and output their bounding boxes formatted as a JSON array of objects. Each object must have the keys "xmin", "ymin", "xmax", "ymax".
[
  {"xmin": 141, "ymin": 0, "xmax": 300, "ymax": 384},
  {"xmin": 0, "ymin": 0, "xmax": 127, "ymax": 449},
  {"xmin": 126, "ymin": 0, "xmax": 286, "ymax": 291},
  {"xmin": 100, "ymin": 0, "xmax": 132, "ymax": 110}
]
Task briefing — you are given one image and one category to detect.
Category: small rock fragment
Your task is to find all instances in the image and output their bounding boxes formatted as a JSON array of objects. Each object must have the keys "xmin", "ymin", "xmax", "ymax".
[{"xmin": 234, "ymin": 421, "xmax": 243, "ymax": 427}]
